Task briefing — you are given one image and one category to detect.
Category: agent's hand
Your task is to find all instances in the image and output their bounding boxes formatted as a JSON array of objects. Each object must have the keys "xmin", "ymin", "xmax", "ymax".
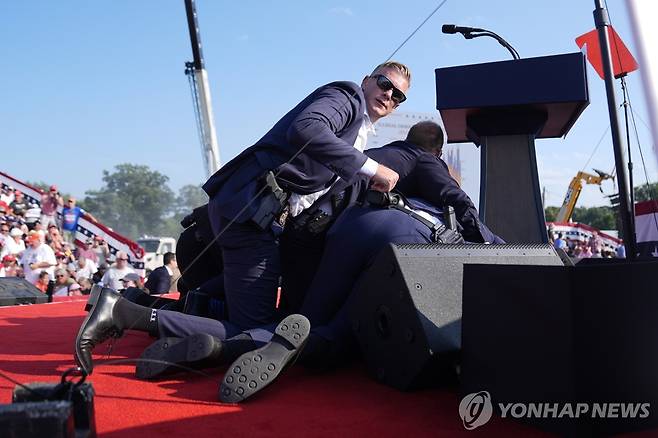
[{"xmin": 370, "ymin": 164, "xmax": 399, "ymax": 192}]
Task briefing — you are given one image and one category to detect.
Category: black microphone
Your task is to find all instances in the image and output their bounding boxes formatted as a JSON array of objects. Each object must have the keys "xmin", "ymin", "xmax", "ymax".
[
  {"xmin": 441, "ymin": 24, "xmax": 483, "ymax": 35},
  {"xmin": 441, "ymin": 23, "xmax": 520, "ymax": 60}
]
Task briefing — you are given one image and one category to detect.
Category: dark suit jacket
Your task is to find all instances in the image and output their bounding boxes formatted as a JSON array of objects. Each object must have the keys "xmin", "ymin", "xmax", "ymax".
[
  {"xmin": 364, "ymin": 140, "xmax": 487, "ymax": 242},
  {"xmin": 145, "ymin": 266, "xmax": 171, "ymax": 295},
  {"xmin": 203, "ymin": 81, "xmax": 369, "ymax": 223}
]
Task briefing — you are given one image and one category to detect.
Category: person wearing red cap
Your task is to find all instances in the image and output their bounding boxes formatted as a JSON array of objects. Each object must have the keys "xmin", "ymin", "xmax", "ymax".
[
  {"xmin": 21, "ymin": 232, "xmax": 56, "ymax": 284},
  {"xmin": 0, "ymin": 254, "xmax": 19, "ymax": 277},
  {"xmin": 40, "ymin": 185, "xmax": 63, "ymax": 227},
  {"xmin": 9, "ymin": 190, "xmax": 28, "ymax": 218}
]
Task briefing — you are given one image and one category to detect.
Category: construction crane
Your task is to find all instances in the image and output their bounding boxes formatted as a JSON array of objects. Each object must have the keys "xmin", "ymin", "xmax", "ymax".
[
  {"xmin": 184, "ymin": 0, "xmax": 221, "ymax": 179},
  {"xmin": 555, "ymin": 169, "xmax": 614, "ymax": 222}
]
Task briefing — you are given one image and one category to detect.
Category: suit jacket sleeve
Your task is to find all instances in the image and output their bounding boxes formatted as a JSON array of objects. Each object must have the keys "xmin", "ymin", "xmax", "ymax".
[
  {"xmin": 286, "ymin": 83, "xmax": 368, "ymax": 182},
  {"xmin": 414, "ymin": 154, "xmax": 485, "ymax": 242}
]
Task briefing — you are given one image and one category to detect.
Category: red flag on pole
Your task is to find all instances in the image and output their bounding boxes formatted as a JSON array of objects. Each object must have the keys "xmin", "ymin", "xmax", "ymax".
[{"xmin": 575, "ymin": 26, "xmax": 639, "ymax": 79}]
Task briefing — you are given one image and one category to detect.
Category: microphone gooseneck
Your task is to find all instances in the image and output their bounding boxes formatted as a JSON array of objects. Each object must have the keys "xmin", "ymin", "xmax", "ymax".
[{"xmin": 441, "ymin": 23, "xmax": 520, "ymax": 60}]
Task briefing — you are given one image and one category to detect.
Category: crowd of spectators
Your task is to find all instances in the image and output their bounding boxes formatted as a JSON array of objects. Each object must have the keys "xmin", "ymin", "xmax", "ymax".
[
  {"xmin": 0, "ymin": 184, "xmax": 137, "ymax": 296},
  {"xmin": 550, "ymin": 230, "xmax": 624, "ymax": 259}
]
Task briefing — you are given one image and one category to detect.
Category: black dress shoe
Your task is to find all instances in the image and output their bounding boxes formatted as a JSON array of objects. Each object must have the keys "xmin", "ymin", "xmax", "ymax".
[
  {"xmin": 219, "ymin": 314, "xmax": 310, "ymax": 403},
  {"xmin": 135, "ymin": 334, "xmax": 223, "ymax": 380},
  {"xmin": 74, "ymin": 288, "xmax": 123, "ymax": 375}
]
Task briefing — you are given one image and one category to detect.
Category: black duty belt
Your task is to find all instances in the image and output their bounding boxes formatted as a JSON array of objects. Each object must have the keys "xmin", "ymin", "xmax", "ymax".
[{"xmin": 365, "ymin": 190, "xmax": 464, "ymax": 244}]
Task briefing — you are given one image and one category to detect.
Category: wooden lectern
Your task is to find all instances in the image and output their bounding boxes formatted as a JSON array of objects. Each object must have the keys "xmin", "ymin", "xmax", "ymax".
[{"xmin": 436, "ymin": 52, "xmax": 589, "ymax": 243}]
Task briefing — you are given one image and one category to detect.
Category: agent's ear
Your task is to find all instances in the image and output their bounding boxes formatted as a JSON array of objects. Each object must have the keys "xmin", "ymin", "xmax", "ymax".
[{"xmin": 361, "ymin": 75, "xmax": 370, "ymax": 88}]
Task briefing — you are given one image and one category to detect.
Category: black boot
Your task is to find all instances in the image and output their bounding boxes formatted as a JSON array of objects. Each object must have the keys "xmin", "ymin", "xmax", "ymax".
[
  {"xmin": 219, "ymin": 314, "xmax": 310, "ymax": 403},
  {"xmin": 75, "ymin": 288, "xmax": 159, "ymax": 375},
  {"xmin": 135, "ymin": 333, "xmax": 257, "ymax": 380},
  {"xmin": 75, "ymin": 288, "xmax": 124, "ymax": 375}
]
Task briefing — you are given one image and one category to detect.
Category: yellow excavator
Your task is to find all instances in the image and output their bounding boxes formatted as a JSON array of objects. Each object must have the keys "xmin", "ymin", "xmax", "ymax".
[{"xmin": 555, "ymin": 169, "xmax": 615, "ymax": 223}]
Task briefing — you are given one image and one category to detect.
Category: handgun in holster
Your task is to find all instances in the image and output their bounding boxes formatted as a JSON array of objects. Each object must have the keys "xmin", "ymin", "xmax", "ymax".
[{"xmin": 251, "ymin": 171, "xmax": 290, "ymax": 230}]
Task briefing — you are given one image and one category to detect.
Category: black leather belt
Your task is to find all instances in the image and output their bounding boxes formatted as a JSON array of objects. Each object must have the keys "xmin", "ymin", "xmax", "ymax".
[{"xmin": 365, "ymin": 190, "xmax": 464, "ymax": 244}]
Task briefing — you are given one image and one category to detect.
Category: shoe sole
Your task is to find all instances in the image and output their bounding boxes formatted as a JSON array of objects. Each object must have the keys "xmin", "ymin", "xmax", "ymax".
[
  {"xmin": 219, "ymin": 314, "xmax": 310, "ymax": 403},
  {"xmin": 136, "ymin": 333, "xmax": 221, "ymax": 380}
]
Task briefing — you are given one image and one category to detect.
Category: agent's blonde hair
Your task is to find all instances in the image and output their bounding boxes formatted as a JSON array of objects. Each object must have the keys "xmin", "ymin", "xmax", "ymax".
[{"xmin": 371, "ymin": 61, "xmax": 411, "ymax": 84}]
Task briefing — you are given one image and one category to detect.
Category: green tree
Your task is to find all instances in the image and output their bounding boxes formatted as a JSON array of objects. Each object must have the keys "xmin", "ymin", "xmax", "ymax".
[
  {"xmin": 571, "ymin": 206, "xmax": 616, "ymax": 230},
  {"xmin": 634, "ymin": 182, "xmax": 658, "ymax": 202},
  {"xmin": 27, "ymin": 181, "xmax": 72, "ymax": 203},
  {"xmin": 27, "ymin": 181, "xmax": 50, "ymax": 193},
  {"xmin": 174, "ymin": 184, "xmax": 208, "ymax": 217},
  {"xmin": 81, "ymin": 164, "xmax": 175, "ymax": 239},
  {"xmin": 160, "ymin": 184, "xmax": 208, "ymax": 238},
  {"xmin": 544, "ymin": 206, "xmax": 559, "ymax": 222},
  {"xmin": 544, "ymin": 205, "xmax": 616, "ymax": 230}
]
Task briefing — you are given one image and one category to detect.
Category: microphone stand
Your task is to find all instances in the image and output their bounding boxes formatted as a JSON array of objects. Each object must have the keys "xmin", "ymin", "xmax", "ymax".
[{"xmin": 463, "ymin": 30, "xmax": 520, "ymax": 60}]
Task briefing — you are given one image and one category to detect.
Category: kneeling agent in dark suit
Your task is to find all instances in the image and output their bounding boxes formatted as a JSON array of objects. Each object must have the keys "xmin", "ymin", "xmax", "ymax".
[
  {"xmin": 73, "ymin": 120, "xmax": 502, "ymax": 402},
  {"xmin": 74, "ymin": 197, "xmax": 477, "ymax": 402}
]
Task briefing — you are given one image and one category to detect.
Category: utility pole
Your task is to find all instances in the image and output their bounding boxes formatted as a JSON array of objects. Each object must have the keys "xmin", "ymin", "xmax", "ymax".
[
  {"xmin": 593, "ymin": 0, "xmax": 637, "ymax": 259},
  {"xmin": 184, "ymin": 0, "xmax": 221, "ymax": 178}
]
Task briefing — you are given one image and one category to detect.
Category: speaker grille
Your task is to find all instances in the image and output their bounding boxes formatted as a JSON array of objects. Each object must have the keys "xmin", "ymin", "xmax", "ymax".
[
  {"xmin": 351, "ymin": 242, "xmax": 567, "ymax": 390},
  {"xmin": 0, "ymin": 278, "xmax": 48, "ymax": 306},
  {"xmin": 396, "ymin": 243, "xmax": 552, "ymax": 250}
]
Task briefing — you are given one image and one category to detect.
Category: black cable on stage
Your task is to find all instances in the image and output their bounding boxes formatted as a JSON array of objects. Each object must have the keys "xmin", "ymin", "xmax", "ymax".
[{"xmin": 0, "ymin": 369, "xmax": 46, "ymax": 400}]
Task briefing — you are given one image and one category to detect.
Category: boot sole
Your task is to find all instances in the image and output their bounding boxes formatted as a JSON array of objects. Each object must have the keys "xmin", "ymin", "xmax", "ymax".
[
  {"xmin": 136, "ymin": 333, "xmax": 221, "ymax": 380},
  {"xmin": 219, "ymin": 314, "xmax": 310, "ymax": 403}
]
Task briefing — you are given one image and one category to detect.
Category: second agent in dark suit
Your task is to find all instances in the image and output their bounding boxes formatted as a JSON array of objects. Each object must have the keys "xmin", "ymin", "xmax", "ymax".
[
  {"xmin": 144, "ymin": 252, "xmax": 176, "ymax": 295},
  {"xmin": 279, "ymin": 120, "xmax": 501, "ymax": 314},
  {"xmin": 366, "ymin": 120, "xmax": 490, "ymax": 242}
]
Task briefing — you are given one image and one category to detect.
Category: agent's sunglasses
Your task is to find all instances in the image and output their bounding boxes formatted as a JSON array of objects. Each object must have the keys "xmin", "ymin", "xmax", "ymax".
[{"xmin": 372, "ymin": 74, "xmax": 406, "ymax": 104}]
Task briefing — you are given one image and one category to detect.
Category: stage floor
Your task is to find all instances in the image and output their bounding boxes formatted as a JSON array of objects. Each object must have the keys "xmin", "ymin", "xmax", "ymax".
[{"xmin": 0, "ymin": 300, "xmax": 553, "ymax": 437}]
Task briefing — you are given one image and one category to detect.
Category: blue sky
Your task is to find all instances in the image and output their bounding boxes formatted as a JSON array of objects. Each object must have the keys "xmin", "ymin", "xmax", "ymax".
[{"xmin": 2, "ymin": 0, "xmax": 656, "ymax": 208}]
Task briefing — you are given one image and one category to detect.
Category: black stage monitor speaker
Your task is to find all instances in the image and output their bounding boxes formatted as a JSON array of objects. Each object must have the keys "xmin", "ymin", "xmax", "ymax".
[
  {"xmin": 461, "ymin": 259, "xmax": 658, "ymax": 436},
  {"xmin": 349, "ymin": 243, "xmax": 568, "ymax": 391},
  {"xmin": 0, "ymin": 277, "xmax": 48, "ymax": 306}
]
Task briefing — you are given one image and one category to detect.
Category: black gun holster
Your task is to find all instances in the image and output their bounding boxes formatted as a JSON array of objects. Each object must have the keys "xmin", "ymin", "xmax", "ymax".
[{"xmin": 250, "ymin": 171, "xmax": 290, "ymax": 230}]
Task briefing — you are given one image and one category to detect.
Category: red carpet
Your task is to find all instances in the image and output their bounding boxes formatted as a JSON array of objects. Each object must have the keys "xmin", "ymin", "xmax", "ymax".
[{"xmin": 0, "ymin": 300, "xmax": 552, "ymax": 437}]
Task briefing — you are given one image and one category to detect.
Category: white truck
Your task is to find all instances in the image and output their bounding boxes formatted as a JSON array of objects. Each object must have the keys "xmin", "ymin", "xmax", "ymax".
[{"xmin": 136, "ymin": 236, "xmax": 177, "ymax": 272}]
